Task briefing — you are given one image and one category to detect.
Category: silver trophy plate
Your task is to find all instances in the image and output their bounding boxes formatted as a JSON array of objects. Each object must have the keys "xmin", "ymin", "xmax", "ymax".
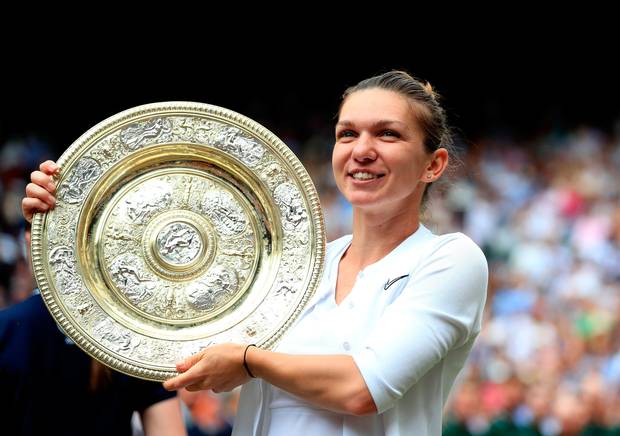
[{"xmin": 30, "ymin": 102, "xmax": 325, "ymax": 381}]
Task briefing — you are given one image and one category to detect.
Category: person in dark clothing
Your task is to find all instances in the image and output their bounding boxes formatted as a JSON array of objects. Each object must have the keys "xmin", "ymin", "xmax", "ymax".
[{"xmin": 0, "ymin": 291, "xmax": 186, "ymax": 436}]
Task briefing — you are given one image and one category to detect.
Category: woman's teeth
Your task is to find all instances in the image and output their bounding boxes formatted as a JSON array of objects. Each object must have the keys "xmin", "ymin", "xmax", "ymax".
[{"xmin": 352, "ymin": 172, "xmax": 379, "ymax": 180}]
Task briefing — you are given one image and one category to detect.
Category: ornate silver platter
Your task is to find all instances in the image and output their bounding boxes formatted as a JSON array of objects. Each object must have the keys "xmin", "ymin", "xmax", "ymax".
[{"xmin": 30, "ymin": 102, "xmax": 325, "ymax": 381}]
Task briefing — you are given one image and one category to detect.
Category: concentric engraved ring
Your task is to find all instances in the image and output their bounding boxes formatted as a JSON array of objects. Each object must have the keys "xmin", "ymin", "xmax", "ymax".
[{"xmin": 30, "ymin": 102, "xmax": 325, "ymax": 381}]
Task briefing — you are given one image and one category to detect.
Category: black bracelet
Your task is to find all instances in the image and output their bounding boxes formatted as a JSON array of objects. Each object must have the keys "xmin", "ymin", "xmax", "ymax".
[{"xmin": 243, "ymin": 344, "xmax": 257, "ymax": 378}]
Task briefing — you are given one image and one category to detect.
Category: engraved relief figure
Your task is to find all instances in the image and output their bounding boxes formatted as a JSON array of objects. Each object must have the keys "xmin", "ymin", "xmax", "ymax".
[
  {"xmin": 55, "ymin": 270, "xmax": 81, "ymax": 295},
  {"xmin": 221, "ymin": 244, "xmax": 254, "ymax": 270},
  {"xmin": 213, "ymin": 126, "xmax": 242, "ymax": 150},
  {"xmin": 213, "ymin": 126, "xmax": 264, "ymax": 166},
  {"xmin": 205, "ymin": 266, "xmax": 238, "ymax": 296},
  {"xmin": 194, "ymin": 121, "xmax": 214, "ymax": 143},
  {"xmin": 122, "ymin": 180, "xmax": 172, "ymax": 223},
  {"xmin": 273, "ymin": 183, "xmax": 307, "ymax": 229},
  {"xmin": 156, "ymin": 223, "xmax": 202, "ymax": 265},
  {"xmin": 185, "ymin": 282, "xmax": 216, "ymax": 311},
  {"xmin": 234, "ymin": 136, "xmax": 264, "ymax": 167},
  {"xmin": 94, "ymin": 319, "xmax": 141, "ymax": 353},
  {"xmin": 283, "ymin": 233, "xmax": 310, "ymax": 263},
  {"xmin": 105, "ymin": 222, "xmax": 139, "ymax": 243},
  {"xmin": 120, "ymin": 118, "xmax": 173, "ymax": 150},
  {"xmin": 50, "ymin": 246, "xmax": 76, "ymax": 272},
  {"xmin": 275, "ymin": 284, "xmax": 295, "ymax": 297},
  {"xmin": 185, "ymin": 266, "xmax": 238, "ymax": 311},
  {"xmin": 172, "ymin": 117, "xmax": 196, "ymax": 142},
  {"xmin": 275, "ymin": 271, "xmax": 299, "ymax": 298},
  {"xmin": 179, "ymin": 176, "xmax": 194, "ymax": 207},
  {"xmin": 201, "ymin": 191, "xmax": 247, "ymax": 236},
  {"xmin": 260, "ymin": 162, "xmax": 288, "ymax": 190},
  {"xmin": 57, "ymin": 157, "xmax": 102, "ymax": 204},
  {"xmin": 143, "ymin": 284, "xmax": 186, "ymax": 320},
  {"xmin": 169, "ymin": 175, "xmax": 203, "ymax": 209},
  {"xmin": 109, "ymin": 255, "xmax": 156, "ymax": 304},
  {"xmin": 49, "ymin": 246, "xmax": 81, "ymax": 295},
  {"xmin": 89, "ymin": 135, "xmax": 125, "ymax": 169},
  {"xmin": 134, "ymin": 340, "xmax": 171, "ymax": 365},
  {"xmin": 47, "ymin": 210, "xmax": 77, "ymax": 248}
]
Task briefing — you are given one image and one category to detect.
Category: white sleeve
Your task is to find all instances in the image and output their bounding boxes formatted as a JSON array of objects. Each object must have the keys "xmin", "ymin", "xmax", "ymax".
[{"xmin": 352, "ymin": 234, "xmax": 488, "ymax": 413}]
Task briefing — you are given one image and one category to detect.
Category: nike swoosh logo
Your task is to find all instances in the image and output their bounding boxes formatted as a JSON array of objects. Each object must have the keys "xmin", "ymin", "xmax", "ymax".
[{"xmin": 384, "ymin": 275, "xmax": 409, "ymax": 290}]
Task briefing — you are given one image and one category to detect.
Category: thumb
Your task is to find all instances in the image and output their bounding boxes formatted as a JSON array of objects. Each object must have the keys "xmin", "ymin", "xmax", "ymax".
[{"xmin": 176, "ymin": 350, "xmax": 205, "ymax": 372}]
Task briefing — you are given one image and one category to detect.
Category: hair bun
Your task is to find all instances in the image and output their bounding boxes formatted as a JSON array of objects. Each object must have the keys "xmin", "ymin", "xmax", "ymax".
[{"xmin": 423, "ymin": 81, "xmax": 437, "ymax": 99}]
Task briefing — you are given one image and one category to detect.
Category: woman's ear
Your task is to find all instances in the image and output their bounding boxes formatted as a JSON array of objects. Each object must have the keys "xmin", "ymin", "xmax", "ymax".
[{"xmin": 425, "ymin": 148, "xmax": 449, "ymax": 181}]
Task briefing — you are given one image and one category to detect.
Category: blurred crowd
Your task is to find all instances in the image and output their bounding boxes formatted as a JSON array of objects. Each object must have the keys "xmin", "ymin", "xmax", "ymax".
[
  {"xmin": 440, "ymin": 126, "xmax": 620, "ymax": 435},
  {"xmin": 1, "ymin": 121, "xmax": 620, "ymax": 435}
]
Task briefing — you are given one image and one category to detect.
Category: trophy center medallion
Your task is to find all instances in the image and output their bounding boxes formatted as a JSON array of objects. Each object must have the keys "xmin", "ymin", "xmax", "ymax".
[{"xmin": 155, "ymin": 222, "xmax": 203, "ymax": 267}]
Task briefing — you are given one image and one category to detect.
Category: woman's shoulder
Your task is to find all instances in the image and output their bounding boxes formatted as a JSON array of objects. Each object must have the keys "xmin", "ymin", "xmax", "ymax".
[
  {"xmin": 418, "ymin": 231, "xmax": 489, "ymax": 309},
  {"xmin": 424, "ymin": 230, "xmax": 488, "ymax": 270}
]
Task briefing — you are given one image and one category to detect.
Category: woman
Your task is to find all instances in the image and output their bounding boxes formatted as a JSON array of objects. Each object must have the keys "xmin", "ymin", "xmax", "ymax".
[{"xmin": 23, "ymin": 70, "xmax": 488, "ymax": 435}]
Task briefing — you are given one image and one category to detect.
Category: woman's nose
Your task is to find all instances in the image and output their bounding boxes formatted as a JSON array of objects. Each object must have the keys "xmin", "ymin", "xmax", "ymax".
[{"xmin": 351, "ymin": 133, "xmax": 377, "ymax": 162}]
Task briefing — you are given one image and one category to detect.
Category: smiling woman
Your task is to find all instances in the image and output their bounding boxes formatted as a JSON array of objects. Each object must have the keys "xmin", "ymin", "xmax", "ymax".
[{"xmin": 22, "ymin": 70, "xmax": 488, "ymax": 436}]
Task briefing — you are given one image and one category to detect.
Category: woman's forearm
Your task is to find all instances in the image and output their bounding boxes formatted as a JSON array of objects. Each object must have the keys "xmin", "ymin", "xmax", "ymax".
[{"xmin": 246, "ymin": 347, "xmax": 377, "ymax": 415}]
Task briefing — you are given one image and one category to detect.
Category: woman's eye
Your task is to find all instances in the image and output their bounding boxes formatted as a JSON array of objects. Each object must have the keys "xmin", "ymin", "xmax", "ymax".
[
  {"xmin": 381, "ymin": 130, "xmax": 399, "ymax": 137},
  {"xmin": 337, "ymin": 130, "xmax": 355, "ymax": 138}
]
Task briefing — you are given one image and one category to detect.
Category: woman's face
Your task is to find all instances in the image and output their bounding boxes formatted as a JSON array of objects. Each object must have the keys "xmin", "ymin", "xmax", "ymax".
[{"xmin": 332, "ymin": 88, "xmax": 437, "ymax": 214}]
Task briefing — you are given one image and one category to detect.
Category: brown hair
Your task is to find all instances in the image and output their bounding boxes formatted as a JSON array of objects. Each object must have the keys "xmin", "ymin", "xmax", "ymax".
[{"xmin": 89, "ymin": 359, "xmax": 112, "ymax": 392}]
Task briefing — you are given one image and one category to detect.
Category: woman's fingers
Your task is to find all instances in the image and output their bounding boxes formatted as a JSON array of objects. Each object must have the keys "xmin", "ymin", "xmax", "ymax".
[
  {"xmin": 25, "ymin": 182, "xmax": 56, "ymax": 207},
  {"xmin": 31, "ymin": 170, "xmax": 56, "ymax": 193},
  {"xmin": 22, "ymin": 197, "xmax": 51, "ymax": 223},
  {"xmin": 163, "ymin": 363, "xmax": 207, "ymax": 391},
  {"xmin": 163, "ymin": 344, "xmax": 248, "ymax": 393},
  {"xmin": 39, "ymin": 160, "xmax": 59, "ymax": 175},
  {"xmin": 176, "ymin": 350, "xmax": 206, "ymax": 372},
  {"xmin": 21, "ymin": 161, "xmax": 60, "ymax": 223}
]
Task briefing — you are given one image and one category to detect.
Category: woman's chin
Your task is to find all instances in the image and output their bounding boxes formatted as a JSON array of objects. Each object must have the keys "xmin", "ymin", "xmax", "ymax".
[{"xmin": 347, "ymin": 197, "xmax": 385, "ymax": 211}]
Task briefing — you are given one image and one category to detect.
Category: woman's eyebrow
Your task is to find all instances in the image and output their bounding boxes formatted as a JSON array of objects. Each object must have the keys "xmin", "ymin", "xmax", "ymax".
[{"xmin": 336, "ymin": 120, "xmax": 407, "ymax": 128}]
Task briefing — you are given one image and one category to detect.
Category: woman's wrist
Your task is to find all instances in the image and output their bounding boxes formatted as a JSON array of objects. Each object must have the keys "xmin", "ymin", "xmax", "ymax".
[{"xmin": 243, "ymin": 344, "xmax": 257, "ymax": 378}]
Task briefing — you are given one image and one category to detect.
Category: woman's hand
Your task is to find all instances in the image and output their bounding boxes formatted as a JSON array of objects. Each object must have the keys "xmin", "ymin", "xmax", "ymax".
[
  {"xmin": 165, "ymin": 344, "xmax": 376, "ymax": 415},
  {"xmin": 163, "ymin": 343, "xmax": 250, "ymax": 393},
  {"xmin": 22, "ymin": 160, "xmax": 59, "ymax": 223}
]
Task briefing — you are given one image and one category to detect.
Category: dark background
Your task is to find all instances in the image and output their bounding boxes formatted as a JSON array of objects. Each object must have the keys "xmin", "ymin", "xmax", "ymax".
[{"xmin": 2, "ymin": 46, "xmax": 618, "ymax": 155}]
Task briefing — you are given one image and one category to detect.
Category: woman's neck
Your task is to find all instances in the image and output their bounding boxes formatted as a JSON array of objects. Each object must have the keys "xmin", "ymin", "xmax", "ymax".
[{"xmin": 343, "ymin": 206, "xmax": 421, "ymax": 270}]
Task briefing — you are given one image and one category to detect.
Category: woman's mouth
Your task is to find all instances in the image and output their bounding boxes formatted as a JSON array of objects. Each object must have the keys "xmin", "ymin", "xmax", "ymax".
[{"xmin": 348, "ymin": 171, "xmax": 385, "ymax": 183}]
